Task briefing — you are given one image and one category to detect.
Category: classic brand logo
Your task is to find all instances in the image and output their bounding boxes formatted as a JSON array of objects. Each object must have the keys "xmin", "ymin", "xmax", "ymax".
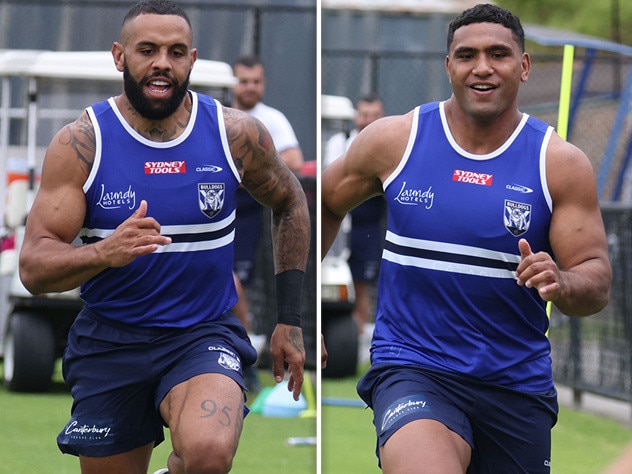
[
  {"xmin": 504, "ymin": 199, "xmax": 532, "ymax": 236},
  {"xmin": 144, "ymin": 160, "xmax": 187, "ymax": 174},
  {"xmin": 506, "ymin": 183, "xmax": 534, "ymax": 193},
  {"xmin": 96, "ymin": 184, "xmax": 136, "ymax": 210},
  {"xmin": 198, "ymin": 183, "xmax": 225, "ymax": 218},
  {"xmin": 195, "ymin": 164, "xmax": 223, "ymax": 173},
  {"xmin": 452, "ymin": 169, "xmax": 493, "ymax": 186},
  {"xmin": 394, "ymin": 182, "xmax": 434, "ymax": 209}
]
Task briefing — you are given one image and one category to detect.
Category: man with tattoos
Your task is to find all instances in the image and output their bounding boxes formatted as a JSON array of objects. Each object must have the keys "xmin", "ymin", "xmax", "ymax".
[{"xmin": 18, "ymin": 1, "xmax": 309, "ymax": 473}]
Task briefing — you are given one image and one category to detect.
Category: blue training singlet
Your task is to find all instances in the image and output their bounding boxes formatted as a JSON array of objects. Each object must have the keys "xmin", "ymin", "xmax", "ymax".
[
  {"xmin": 373, "ymin": 101, "xmax": 556, "ymax": 392},
  {"xmin": 79, "ymin": 92, "xmax": 240, "ymax": 327}
]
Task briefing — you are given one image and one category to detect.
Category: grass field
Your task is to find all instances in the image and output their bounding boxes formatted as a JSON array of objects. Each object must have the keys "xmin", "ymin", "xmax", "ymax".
[
  {"xmin": 0, "ymin": 364, "xmax": 315, "ymax": 473},
  {"xmin": 321, "ymin": 365, "xmax": 632, "ymax": 474},
  {"xmin": 3, "ymin": 360, "xmax": 632, "ymax": 473}
]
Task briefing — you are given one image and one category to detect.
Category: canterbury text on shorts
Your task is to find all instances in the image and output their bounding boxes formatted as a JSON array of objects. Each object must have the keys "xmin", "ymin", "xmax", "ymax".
[
  {"xmin": 357, "ymin": 364, "xmax": 558, "ymax": 473},
  {"xmin": 57, "ymin": 307, "xmax": 257, "ymax": 457}
]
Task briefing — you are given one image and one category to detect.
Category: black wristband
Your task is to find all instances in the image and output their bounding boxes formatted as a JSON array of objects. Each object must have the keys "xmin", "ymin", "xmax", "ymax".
[{"xmin": 276, "ymin": 269, "xmax": 304, "ymax": 327}]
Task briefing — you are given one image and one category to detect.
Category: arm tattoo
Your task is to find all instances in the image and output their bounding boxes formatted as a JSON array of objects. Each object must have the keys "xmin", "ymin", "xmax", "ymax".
[
  {"xmin": 271, "ymin": 175, "xmax": 310, "ymax": 272},
  {"xmin": 256, "ymin": 119, "xmax": 273, "ymax": 152},
  {"xmin": 289, "ymin": 327, "xmax": 305, "ymax": 353},
  {"xmin": 224, "ymin": 106, "xmax": 310, "ymax": 273},
  {"xmin": 240, "ymin": 120, "xmax": 277, "ymax": 198},
  {"xmin": 223, "ymin": 107, "xmax": 273, "ymax": 181},
  {"xmin": 58, "ymin": 112, "xmax": 95, "ymax": 175}
]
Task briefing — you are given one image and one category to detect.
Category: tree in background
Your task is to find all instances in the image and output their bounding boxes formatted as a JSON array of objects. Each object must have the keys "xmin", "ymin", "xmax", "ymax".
[{"xmin": 497, "ymin": 0, "xmax": 632, "ymax": 46}]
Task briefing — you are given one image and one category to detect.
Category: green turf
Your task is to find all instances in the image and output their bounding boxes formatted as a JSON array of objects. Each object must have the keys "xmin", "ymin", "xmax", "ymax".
[
  {"xmin": 2, "ymin": 359, "xmax": 631, "ymax": 473},
  {"xmin": 321, "ymin": 364, "xmax": 632, "ymax": 474},
  {"xmin": 0, "ymin": 363, "xmax": 315, "ymax": 473}
]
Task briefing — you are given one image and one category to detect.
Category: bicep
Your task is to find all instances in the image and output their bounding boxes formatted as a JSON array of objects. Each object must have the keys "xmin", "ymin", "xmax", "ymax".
[
  {"xmin": 321, "ymin": 157, "xmax": 380, "ymax": 218},
  {"xmin": 234, "ymin": 117, "xmax": 302, "ymax": 210},
  {"xmin": 321, "ymin": 134, "xmax": 386, "ymax": 217},
  {"xmin": 26, "ymin": 183, "xmax": 86, "ymax": 245},
  {"xmin": 24, "ymin": 124, "xmax": 91, "ymax": 245},
  {"xmin": 322, "ymin": 114, "xmax": 410, "ymax": 216},
  {"xmin": 547, "ymin": 142, "xmax": 608, "ymax": 270}
]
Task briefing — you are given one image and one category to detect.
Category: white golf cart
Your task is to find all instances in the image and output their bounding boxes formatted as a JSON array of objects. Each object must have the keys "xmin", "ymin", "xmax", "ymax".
[
  {"xmin": 321, "ymin": 94, "xmax": 359, "ymax": 378},
  {"xmin": 0, "ymin": 50, "xmax": 236, "ymax": 391}
]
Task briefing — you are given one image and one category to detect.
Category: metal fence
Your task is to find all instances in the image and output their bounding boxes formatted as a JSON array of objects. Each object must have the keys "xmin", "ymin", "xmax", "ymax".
[
  {"xmin": 0, "ymin": 0, "xmax": 317, "ymax": 160},
  {"xmin": 323, "ymin": 48, "xmax": 632, "ymax": 167},
  {"xmin": 550, "ymin": 204, "xmax": 632, "ymax": 408}
]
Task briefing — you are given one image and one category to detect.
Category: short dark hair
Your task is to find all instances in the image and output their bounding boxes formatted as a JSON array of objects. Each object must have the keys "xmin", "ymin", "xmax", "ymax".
[
  {"xmin": 447, "ymin": 3, "xmax": 525, "ymax": 53},
  {"xmin": 123, "ymin": 0, "xmax": 191, "ymax": 28},
  {"xmin": 232, "ymin": 55, "xmax": 264, "ymax": 70}
]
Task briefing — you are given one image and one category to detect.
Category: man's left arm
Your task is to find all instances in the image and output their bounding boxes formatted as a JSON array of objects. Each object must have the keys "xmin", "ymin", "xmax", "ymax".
[
  {"xmin": 225, "ymin": 107, "xmax": 310, "ymax": 400},
  {"xmin": 516, "ymin": 134, "xmax": 612, "ymax": 316},
  {"xmin": 279, "ymin": 146, "xmax": 304, "ymax": 173}
]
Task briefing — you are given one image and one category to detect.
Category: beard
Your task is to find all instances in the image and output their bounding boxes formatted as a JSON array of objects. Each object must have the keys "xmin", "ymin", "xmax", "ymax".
[
  {"xmin": 234, "ymin": 92, "xmax": 260, "ymax": 110},
  {"xmin": 123, "ymin": 64, "xmax": 190, "ymax": 120}
]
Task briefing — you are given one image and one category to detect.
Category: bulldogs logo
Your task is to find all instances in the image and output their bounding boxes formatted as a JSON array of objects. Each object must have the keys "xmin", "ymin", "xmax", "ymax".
[
  {"xmin": 504, "ymin": 199, "xmax": 531, "ymax": 236},
  {"xmin": 198, "ymin": 183, "xmax": 225, "ymax": 219}
]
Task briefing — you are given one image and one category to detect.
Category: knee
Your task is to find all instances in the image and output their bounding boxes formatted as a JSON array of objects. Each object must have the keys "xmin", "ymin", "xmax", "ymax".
[
  {"xmin": 183, "ymin": 456, "xmax": 233, "ymax": 474},
  {"xmin": 177, "ymin": 440, "xmax": 236, "ymax": 474}
]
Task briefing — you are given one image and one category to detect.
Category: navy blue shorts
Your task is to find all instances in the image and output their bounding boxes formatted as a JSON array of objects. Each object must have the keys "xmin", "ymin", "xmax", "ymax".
[
  {"xmin": 57, "ymin": 308, "xmax": 257, "ymax": 457},
  {"xmin": 357, "ymin": 364, "xmax": 558, "ymax": 473}
]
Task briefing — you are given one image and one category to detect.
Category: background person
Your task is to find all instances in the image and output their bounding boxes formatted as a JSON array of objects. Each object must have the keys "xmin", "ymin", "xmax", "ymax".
[
  {"xmin": 232, "ymin": 55, "xmax": 304, "ymax": 173},
  {"xmin": 19, "ymin": 1, "xmax": 310, "ymax": 472},
  {"xmin": 324, "ymin": 94, "xmax": 386, "ymax": 342},
  {"xmin": 321, "ymin": 4, "xmax": 611, "ymax": 472}
]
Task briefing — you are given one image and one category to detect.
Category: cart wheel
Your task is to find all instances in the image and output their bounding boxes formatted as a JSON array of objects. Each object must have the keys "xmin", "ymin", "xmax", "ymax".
[
  {"xmin": 4, "ymin": 311, "xmax": 56, "ymax": 392},
  {"xmin": 323, "ymin": 313, "xmax": 359, "ymax": 378}
]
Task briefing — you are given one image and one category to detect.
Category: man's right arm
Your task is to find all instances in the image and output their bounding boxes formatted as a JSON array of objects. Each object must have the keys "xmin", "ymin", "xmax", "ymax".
[
  {"xmin": 323, "ymin": 132, "xmax": 346, "ymax": 168},
  {"xmin": 321, "ymin": 114, "xmax": 411, "ymax": 257},
  {"xmin": 19, "ymin": 112, "xmax": 170, "ymax": 295},
  {"xmin": 19, "ymin": 112, "xmax": 99, "ymax": 294},
  {"xmin": 279, "ymin": 146, "xmax": 304, "ymax": 173}
]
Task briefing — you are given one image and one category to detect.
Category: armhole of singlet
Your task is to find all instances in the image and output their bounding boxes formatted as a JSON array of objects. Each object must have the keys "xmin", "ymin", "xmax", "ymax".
[
  {"xmin": 540, "ymin": 126, "xmax": 554, "ymax": 213},
  {"xmin": 383, "ymin": 105, "xmax": 420, "ymax": 192},
  {"xmin": 215, "ymin": 99, "xmax": 241, "ymax": 184},
  {"xmin": 82, "ymin": 106, "xmax": 102, "ymax": 193}
]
